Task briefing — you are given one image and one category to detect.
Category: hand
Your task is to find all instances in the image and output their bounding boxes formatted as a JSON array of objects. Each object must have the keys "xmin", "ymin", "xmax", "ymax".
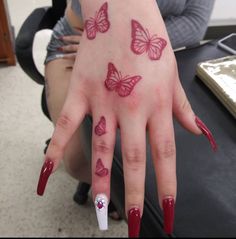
[
  {"xmin": 59, "ymin": 33, "xmax": 82, "ymax": 61},
  {"xmin": 37, "ymin": 0, "xmax": 216, "ymax": 236}
]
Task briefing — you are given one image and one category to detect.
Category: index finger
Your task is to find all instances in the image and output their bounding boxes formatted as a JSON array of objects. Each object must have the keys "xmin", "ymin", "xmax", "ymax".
[
  {"xmin": 37, "ymin": 91, "xmax": 88, "ymax": 196},
  {"xmin": 62, "ymin": 35, "xmax": 82, "ymax": 44}
]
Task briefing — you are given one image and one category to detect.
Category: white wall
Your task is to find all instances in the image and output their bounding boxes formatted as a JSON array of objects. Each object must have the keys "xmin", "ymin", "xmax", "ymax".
[
  {"xmin": 210, "ymin": 0, "xmax": 236, "ymax": 24},
  {"xmin": 7, "ymin": 0, "xmax": 51, "ymax": 35}
]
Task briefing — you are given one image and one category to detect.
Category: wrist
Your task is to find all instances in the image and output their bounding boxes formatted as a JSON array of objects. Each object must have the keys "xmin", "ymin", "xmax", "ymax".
[
  {"xmin": 80, "ymin": 0, "xmax": 161, "ymax": 25},
  {"xmin": 80, "ymin": 0, "xmax": 170, "ymax": 43}
]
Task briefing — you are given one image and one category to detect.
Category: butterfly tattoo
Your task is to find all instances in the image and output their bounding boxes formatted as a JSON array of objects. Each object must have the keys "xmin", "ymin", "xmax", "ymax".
[
  {"xmin": 95, "ymin": 158, "xmax": 108, "ymax": 177},
  {"xmin": 95, "ymin": 116, "xmax": 106, "ymax": 136},
  {"xmin": 105, "ymin": 63, "xmax": 141, "ymax": 97},
  {"xmin": 131, "ymin": 19, "xmax": 167, "ymax": 60},
  {"xmin": 85, "ymin": 2, "xmax": 110, "ymax": 40}
]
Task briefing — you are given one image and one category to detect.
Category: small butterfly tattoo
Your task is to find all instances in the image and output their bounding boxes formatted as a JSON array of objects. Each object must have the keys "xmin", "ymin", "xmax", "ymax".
[
  {"xmin": 95, "ymin": 158, "xmax": 109, "ymax": 177},
  {"xmin": 95, "ymin": 116, "xmax": 106, "ymax": 136}
]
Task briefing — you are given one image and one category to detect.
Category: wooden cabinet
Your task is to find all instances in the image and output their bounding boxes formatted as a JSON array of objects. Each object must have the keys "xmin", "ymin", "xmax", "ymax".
[{"xmin": 0, "ymin": 0, "xmax": 16, "ymax": 65}]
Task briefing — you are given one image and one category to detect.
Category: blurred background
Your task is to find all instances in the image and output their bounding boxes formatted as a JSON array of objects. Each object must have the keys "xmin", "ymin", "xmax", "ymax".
[{"xmin": 0, "ymin": 0, "xmax": 235, "ymax": 237}]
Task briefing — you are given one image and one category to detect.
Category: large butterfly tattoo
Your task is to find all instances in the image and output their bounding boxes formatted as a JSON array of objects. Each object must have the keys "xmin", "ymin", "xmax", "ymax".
[
  {"xmin": 85, "ymin": 2, "xmax": 110, "ymax": 40},
  {"xmin": 131, "ymin": 19, "xmax": 167, "ymax": 60},
  {"xmin": 104, "ymin": 63, "xmax": 142, "ymax": 97}
]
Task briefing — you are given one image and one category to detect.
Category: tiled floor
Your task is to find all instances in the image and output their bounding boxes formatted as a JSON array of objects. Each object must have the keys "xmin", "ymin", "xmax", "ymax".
[{"xmin": 0, "ymin": 0, "xmax": 127, "ymax": 237}]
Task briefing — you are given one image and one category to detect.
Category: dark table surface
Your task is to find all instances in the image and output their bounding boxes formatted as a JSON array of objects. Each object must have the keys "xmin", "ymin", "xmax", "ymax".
[{"xmin": 110, "ymin": 40, "xmax": 236, "ymax": 238}]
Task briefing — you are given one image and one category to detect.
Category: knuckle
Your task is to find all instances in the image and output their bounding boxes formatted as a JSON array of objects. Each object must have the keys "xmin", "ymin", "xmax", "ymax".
[
  {"xmin": 126, "ymin": 96, "xmax": 140, "ymax": 113},
  {"xmin": 49, "ymin": 137, "xmax": 63, "ymax": 152},
  {"xmin": 180, "ymin": 98, "xmax": 191, "ymax": 114},
  {"xmin": 124, "ymin": 147, "xmax": 144, "ymax": 170},
  {"xmin": 56, "ymin": 114, "xmax": 74, "ymax": 131},
  {"xmin": 155, "ymin": 91, "xmax": 170, "ymax": 110},
  {"xmin": 156, "ymin": 140, "xmax": 176, "ymax": 159},
  {"xmin": 93, "ymin": 140, "xmax": 112, "ymax": 154}
]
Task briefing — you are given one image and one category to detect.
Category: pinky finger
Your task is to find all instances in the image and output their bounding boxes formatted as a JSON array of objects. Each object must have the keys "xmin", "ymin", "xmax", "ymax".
[{"xmin": 173, "ymin": 79, "xmax": 217, "ymax": 151}]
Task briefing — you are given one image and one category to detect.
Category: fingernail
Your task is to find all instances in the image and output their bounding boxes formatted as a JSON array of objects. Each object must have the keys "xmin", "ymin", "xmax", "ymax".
[
  {"xmin": 94, "ymin": 194, "xmax": 108, "ymax": 230},
  {"xmin": 57, "ymin": 47, "xmax": 63, "ymax": 52},
  {"xmin": 74, "ymin": 26, "xmax": 83, "ymax": 32},
  {"xmin": 37, "ymin": 159, "xmax": 54, "ymax": 196},
  {"xmin": 163, "ymin": 197, "xmax": 175, "ymax": 235},
  {"xmin": 195, "ymin": 116, "xmax": 217, "ymax": 151},
  {"xmin": 128, "ymin": 207, "xmax": 141, "ymax": 238}
]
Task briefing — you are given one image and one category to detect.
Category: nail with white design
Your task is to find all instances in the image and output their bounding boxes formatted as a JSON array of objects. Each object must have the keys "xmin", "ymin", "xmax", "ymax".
[{"xmin": 94, "ymin": 193, "xmax": 109, "ymax": 230}]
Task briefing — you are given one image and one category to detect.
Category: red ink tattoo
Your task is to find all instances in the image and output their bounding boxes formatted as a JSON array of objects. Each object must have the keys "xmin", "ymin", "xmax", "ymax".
[
  {"xmin": 105, "ymin": 63, "xmax": 141, "ymax": 97},
  {"xmin": 95, "ymin": 116, "xmax": 106, "ymax": 136},
  {"xmin": 131, "ymin": 19, "xmax": 167, "ymax": 60},
  {"xmin": 85, "ymin": 2, "xmax": 110, "ymax": 40},
  {"xmin": 95, "ymin": 158, "xmax": 109, "ymax": 177}
]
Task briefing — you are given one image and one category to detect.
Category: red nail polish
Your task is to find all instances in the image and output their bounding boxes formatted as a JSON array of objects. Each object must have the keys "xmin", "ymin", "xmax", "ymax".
[
  {"xmin": 163, "ymin": 197, "xmax": 175, "ymax": 235},
  {"xmin": 195, "ymin": 116, "xmax": 217, "ymax": 151},
  {"xmin": 37, "ymin": 159, "xmax": 54, "ymax": 196},
  {"xmin": 128, "ymin": 208, "xmax": 141, "ymax": 238},
  {"xmin": 74, "ymin": 26, "xmax": 83, "ymax": 32},
  {"xmin": 57, "ymin": 47, "xmax": 63, "ymax": 51}
]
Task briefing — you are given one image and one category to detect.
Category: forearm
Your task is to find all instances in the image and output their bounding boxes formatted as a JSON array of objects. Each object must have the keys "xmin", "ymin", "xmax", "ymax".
[
  {"xmin": 80, "ymin": 0, "xmax": 159, "ymax": 19},
  {"xmin": 75, "ymin": 0, "xmax": 175, "ymax": 77},
  {"xmin": 79, "ymin": 0, "xmax": 170, "ymax": 42}
]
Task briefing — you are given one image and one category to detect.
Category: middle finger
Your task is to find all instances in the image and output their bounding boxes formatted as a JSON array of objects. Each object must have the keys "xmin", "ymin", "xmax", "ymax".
[{"xmin": 92, "ymin": 111, "xmax": 116, "ymax": 231}]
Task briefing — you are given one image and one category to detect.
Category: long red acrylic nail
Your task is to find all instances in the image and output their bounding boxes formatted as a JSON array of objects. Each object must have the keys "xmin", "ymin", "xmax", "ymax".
[
  {"xmin": 195, "ymin": 116, "xmax": 217, "ymax": 151},
  {"xmin": 163, "ymin": 197, "xmax": 175, "ymax": 235},
  {"xmin": 37, "ymin": 159, "xmax": 54, "ymax": 196},
  {"xmin": 128, "ymin": 208, "xmax": 141, "ymax": 238}
]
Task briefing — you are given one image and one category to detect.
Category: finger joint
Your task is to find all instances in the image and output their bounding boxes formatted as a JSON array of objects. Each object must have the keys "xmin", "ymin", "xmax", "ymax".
[
  {"xmin": 155, "ymin": 140, "xmax": 176, "ymax": 160},
  {"xmin": 56, "ymin": 114, "xmax": 74, "ymax": 132},
  {"xmin": 93, "ymin": 140, "xmax": 112, "ymax": 154},
  {"xmin": 124, "ymin": 147, "xmax": 145, "ymax": 171}
]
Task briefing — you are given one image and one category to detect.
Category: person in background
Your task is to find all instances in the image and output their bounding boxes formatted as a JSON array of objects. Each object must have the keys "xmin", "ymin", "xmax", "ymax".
[{"xmin": 37, "ymin": 0, "xmax": 215, "ymax": 237}]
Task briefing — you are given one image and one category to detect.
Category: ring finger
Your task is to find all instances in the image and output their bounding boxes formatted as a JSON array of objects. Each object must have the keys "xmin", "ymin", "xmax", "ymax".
[{"xmin": 149, "ymin": 108, "xmax": 176, "ymax": 235}]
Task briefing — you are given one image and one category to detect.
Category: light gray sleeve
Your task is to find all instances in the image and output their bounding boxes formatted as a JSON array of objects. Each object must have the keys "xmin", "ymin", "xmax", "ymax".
[
  {"xmin": 71, "ymin": 0, "xmax": 82, "ymax": 16},
  {"xmin": 164, "ymin": 0, "xmax": 215, "ymax": 49}
]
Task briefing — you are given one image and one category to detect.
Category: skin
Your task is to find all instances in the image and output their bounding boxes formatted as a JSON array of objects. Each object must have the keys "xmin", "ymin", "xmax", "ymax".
[
  {"xmin": 44, "ymin": 1, "xmax": 90, "ymax": 183},
  {"xmin": 44, "ymin": 0, "xmax": 203, "ymax": 224}
]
